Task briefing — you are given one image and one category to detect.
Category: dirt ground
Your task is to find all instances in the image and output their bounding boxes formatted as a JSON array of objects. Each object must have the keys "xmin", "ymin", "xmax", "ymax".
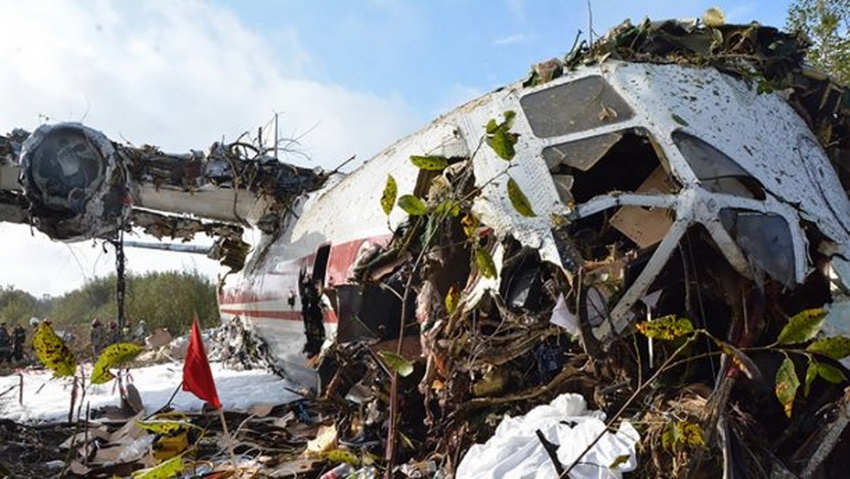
[{"xmin": 0, "ymin": 419, "xmax": 76, "ymax": 478}]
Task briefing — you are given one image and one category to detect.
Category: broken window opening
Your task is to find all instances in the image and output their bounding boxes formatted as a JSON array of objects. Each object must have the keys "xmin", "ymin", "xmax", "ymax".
[
  {"xmin": 299, "ymin": 266, "xmax": 327, "ymax": 358},
  {"xmin": 558, "ymin": 129, "xmax": 679, "ymax": 260},
  {"xmin": 548, "ymin": 129, "xmax": 677, "ymax": 204},
  {"xmin": 520, "ymin": 75, "xmax": 634, "ymax": 138},
  {"xmin": 673, "ymin": 130, "xmax": 767, "ymax": 200}
]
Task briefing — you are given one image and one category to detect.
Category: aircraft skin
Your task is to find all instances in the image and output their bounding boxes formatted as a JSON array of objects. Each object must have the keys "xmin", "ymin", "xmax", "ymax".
[{"xmin": 214, "ymin": 58, "xmax": 850, "ymax": 383}]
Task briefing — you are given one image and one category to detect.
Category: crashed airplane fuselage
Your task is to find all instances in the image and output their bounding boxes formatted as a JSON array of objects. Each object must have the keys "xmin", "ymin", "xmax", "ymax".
[
  {"xmin": 218, "ymin": 58, "xmax": 850, "ymax": 379},
  {"xmin": 3, "ymin": 22, "xmax": 850, "ymax": 389}
]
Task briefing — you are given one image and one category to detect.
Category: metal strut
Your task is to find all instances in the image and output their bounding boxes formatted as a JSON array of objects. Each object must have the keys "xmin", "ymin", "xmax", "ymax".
[{"xmin": 111, "ymin": 230, "xmax": 126, "ymax": 336}]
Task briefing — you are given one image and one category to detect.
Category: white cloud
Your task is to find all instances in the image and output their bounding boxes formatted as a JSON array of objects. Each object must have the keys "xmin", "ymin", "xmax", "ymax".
[
  {"xmin": 493, "ymin": 33, "xmax": 532, "ymax": 46},
  {"xmin": 506, "ymin": 0, "xmax": 527, "ymax": 23},
  {"xmin": 0, "ymin": 0, "xmax": 416, "ymax": 296}
]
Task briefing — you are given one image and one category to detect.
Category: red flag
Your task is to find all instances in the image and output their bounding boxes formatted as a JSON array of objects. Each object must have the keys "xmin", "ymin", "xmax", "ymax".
[{"xmin": 182, "ymin": 314, "xmax": 221, "ymax": 409}]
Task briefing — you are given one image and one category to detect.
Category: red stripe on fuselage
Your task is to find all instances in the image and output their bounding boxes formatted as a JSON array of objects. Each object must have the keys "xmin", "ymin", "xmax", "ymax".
[
  {"xmin": 219, "ymin": 308, "xmax": 338, "ymax": 324},
  {"xmin": 219, "ymin": 234, "xmax": 393, "ymax": 305}
]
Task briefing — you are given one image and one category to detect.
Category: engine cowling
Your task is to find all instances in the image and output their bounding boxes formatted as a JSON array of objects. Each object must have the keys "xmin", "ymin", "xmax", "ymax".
[{"xmin": 19, "ymin": 123, "xmax": 130, "ymax": 241}]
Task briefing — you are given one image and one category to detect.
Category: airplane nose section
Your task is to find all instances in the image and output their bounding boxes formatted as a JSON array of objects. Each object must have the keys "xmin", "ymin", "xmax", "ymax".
[{"xmin": 19, "ymin": 123, "xmax": 130, "ymax": 241}]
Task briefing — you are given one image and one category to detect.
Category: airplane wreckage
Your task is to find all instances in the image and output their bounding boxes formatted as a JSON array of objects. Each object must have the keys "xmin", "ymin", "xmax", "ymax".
[{"xmin": 6, "ymin": 17, "xmax": 850, "ymax": 478}]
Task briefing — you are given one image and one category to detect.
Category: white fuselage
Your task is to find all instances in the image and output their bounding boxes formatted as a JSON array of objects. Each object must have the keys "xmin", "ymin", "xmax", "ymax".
[{"xmin": 218, "ymin": 60, "xmax": 850, "ymax": 381}]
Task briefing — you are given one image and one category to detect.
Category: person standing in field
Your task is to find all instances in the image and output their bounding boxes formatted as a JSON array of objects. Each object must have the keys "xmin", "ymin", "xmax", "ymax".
[
  {"xmin": 0, "ymin": 323, "xmax": 11, "ymax": 363},
  {"xmin": 11, "ymin": 323, "xmax": 25, "ymax": 362},
  {"xmin": 90, "ymin": 318, "xmax": 105, "ymax": 357}
]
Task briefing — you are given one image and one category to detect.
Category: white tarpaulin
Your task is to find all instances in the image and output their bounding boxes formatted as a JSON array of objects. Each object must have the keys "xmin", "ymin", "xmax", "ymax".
[{"xmin": 456, "ymin": 393, "xmax": 639, "ymax": 479}]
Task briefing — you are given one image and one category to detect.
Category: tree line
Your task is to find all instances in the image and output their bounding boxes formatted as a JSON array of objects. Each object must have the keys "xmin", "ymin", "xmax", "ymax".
[{"xmin": 0, "ymin": 271, "xmax": 219, "ymax": 335}]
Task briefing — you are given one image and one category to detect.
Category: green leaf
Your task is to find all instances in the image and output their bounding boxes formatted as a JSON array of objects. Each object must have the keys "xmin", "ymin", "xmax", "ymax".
[
  {"xmin": 486, "ymin": 130, "xmax": 518, "ymax": 160},
  {"xmin": 474, "ymin": 247, "xmax": 497, "ymax": 279},
  {"xmin": 485, "ymin": 111, "xmax": 519, "ymax": 161},
  {"xmin": 775, "ymin": 356, "xmax": 800, "ymax": 418},
  {"xmin": 378, "ymin": 351, "xmax": 414, "ymax": 377},
  {"xmin": 777, "ymin": 308, "xmax": 827, "ymax": 345},
  {"xmin": 91, "ymin": 342, "xmax": 144, "ymax": 385},
  {"xmin": 410, "ymin": 155, "xmax": 448, "ymax": 171},
  {"xmin": 609, "ymin": 454, "xmax": 631, "ymax": 469},
  {"xmin": 807, "ymin": 336, "xmax": 850, "ymax": 360},
  {"xmin": 33, "ymin": 323, "xmax": 76, "ymax": 378},
  {"xmin": 816, "ymin": 362, "xmax": 846, "ymax": 384},
  {"xmin": 397, "ymin": 194, "xmax": 428, "ymax": 216},
  {"xmin": 433, "ymin": 199, "xmax": 461, "ymax": 217},
  {"xmin": 445, "ymin": 285, "xmax": 460, "ymax": 315},
  {"xmin": 380, "ymin": 175, "xmax": 397, "ymax": 216},
  {"xmin": 635, "ymin": 315, "xmax": 694, "ymax": 340},
  {"xmin": 804, "ymin": 361, "xmax": 818, "ymax": 397},
  {"xmin": 131, "ymin": 455, "xmax": 183, "ymax": 479},
  {"xmin": 507, "ymin": 177, "xmax": 536, "ymax": 217}
]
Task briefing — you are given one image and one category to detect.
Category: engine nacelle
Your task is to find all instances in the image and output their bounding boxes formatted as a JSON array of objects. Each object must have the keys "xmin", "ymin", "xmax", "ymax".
[{"xmin": 19, "ymin": 123, "xmax": 130, "ymax": 241}]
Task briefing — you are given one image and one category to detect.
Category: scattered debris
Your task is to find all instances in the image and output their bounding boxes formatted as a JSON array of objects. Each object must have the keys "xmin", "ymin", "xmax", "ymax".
[{"xmin": 8, "ymin": 11, "xmax": 850, "ymax": 479}]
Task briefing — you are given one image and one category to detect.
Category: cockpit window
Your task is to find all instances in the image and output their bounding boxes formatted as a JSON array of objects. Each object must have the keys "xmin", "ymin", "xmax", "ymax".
[
  {"xmin": 520, "ymin": 76, "xmax": 634, "ymax": 138},
  {"xmin": 673, "ymin": 131, "xmax": 766, "ymax": 200},
  {"xmin": 719, "ymin": 208, "xmax": 796, "ymax": 286}
]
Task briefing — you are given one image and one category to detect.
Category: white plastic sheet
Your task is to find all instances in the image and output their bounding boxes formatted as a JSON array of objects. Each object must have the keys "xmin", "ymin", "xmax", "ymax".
[{"xmin": 456, "ymin": 393, "xmax": 639, "ymax": 479}]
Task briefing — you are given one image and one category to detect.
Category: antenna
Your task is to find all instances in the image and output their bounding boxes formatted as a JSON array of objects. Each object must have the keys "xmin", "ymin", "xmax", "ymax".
[
  {"xmin": 586, "ymin": 0, "xmax": 595, "ymax": 45},
  {"xmin": 274, "ymin": 112, "xmax": 279, "ymax": 160}
]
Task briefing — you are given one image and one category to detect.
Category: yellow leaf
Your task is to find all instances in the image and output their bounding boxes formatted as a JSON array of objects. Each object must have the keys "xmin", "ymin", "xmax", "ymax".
[
  {"xmin": 33, "ymin": 323, "xmax": 76, "ymax": 378},
  {"xmin": 152, "ymin": 432, "xmax": 189, "ymax": 461},
  {"xmin": 326, "ymin": 448, "xmax": 360, "ymax": 465},
  {"xmin": 136, "ymin": 420, "xmax": 188, "ymax": 436},
  {"xmin": 702, "ymin": 7, "xmax": 726, "ymax": 27},
  {"xmin": 445, "ymin": 285, "xmax": 460, "ymax": 315},
  {"xmin": 775, "ymin": 356, "xmax": 800, "ymax": 418},
  {"xmin": 380, "ymin": 175, "xmax": 397, "ymax": 216},
  {"xmin": 635, "ymin": 315, "xmax": 694, "ymax": 340},
  {"xmin": 461, "ymin": 213, "xmax": 479, "ymax": 238},
  {"xmin": 131, "ymin": 455, "xmax": 184, "ymax": 479},
  {"xmin": 91, "ymin": 342, "xmax": 144, "ymax": 385}
]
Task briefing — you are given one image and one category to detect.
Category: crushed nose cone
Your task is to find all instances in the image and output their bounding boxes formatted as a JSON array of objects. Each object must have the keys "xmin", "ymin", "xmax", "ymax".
[{"xmin": 19, "ymin": 123, "xmax": 130, "ymax": 241}]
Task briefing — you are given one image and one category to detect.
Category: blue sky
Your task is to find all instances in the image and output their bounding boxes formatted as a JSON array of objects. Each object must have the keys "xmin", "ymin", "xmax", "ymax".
[
  {"xmin": 0, "ymin": 0, "xmax": 794, "ymax": 296},
  {"xmin": 217, "ymin": 0, "xmax": 791, "ymax": 119}
]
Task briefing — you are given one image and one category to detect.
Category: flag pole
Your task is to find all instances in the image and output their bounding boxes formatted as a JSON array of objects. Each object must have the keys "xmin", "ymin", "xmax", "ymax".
[{"xmin": 216, "ymin": 406, "xmax": 239, "ymax": 467}]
